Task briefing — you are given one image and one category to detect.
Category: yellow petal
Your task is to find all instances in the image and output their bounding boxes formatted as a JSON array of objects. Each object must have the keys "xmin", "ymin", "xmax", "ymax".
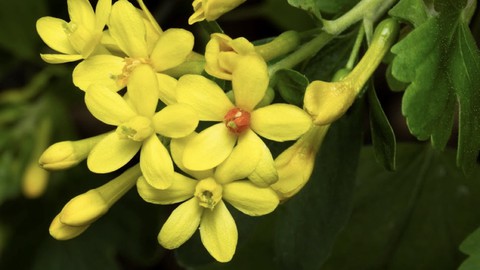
[
  {"xmin": 204, "ymin": 33, "xmax": 233, "ymax": 80},
  {"xmin": 153, "ymin": 104, "xmax": 198, "ymax": 138},
  {"xmin": 49, "ymin": 214, "xmax": 90, "ymax": 240},
  {"xmin": 94, "ymin": 0, "xmax": 111, "ymax": 30},
  {"xmin": 140, "ymin": 135, "xmax": 174, "ymax": 189},
  {"xmin": 203, "ymin": 0, "xmax": 246, "ymax": 21},
  {"xmin": 157, "ymin": 73, "xmax": 177, "ymax": 105},
  {"xmin": 73, "ymin": 55, "xmax": 125, "ymax": 91},
  {"xmin": 87, "ymin": 132, "xmax": 141, "ymax": 173},
  {"xmin": 108, "ymin": 0, "xmax": 148, "ymax": 57},
  {"xmin": 40, "ymin": 53, "xmax": 83, "ymax": 64},
  {"xmin": 150, "ymin": 28, "xmax": 194, "ymax": 71},
  {"xmin": 250, "ymin": 103, "xmax": 312, "ymax": 141},
  {"xmin": 127, "ymin": 64, "xmax": 158, "ymax": 117},
  {"xmin": 136, "ymin": 174, "xmax": 196, "ymax": 204},
  {"xmin": 229, "ymin": 37, "xmax": 255, "ymax": 54},
  {"xmin": 248, "ymin": 144, "xmax": 278, "ymax": 187},
  {"xmin": 232, "ymin": 54, "xmax": 269, "ymax": 111},
  {"xmin": 214, "ymin": 129, "xmax": 262, "ymax": 184},
  {"xmin": 36, "ymin": 17, "xmax": 77, "ymax": 54},
  {"xmin": 200, "ymin": 200, "xmax": 237, "ymax": 263},
  {"xmin": 59, "ymin": 189, "xmax": 108, "ymax": 226},
  {"xmin": 223, "ymin": 181, "xmax": 279, "ymax": 216},
  {"xmin": 67, "ymin": 0, "xmax": 95, "ymax": 30},
  {"xmin": 176, "ymin": 75, "xmax": 234, "ymax": 121},
  {"xmin": 158, "ymin": 198, "xmax": 203, "ymax": 249},
  {"xmin": 170, "ymin": 134, "xmax": 215, "ymax": 180},
  {"xmin": 85, "ymin": 84, "xmax": 137, "ymax": 125},
  {"xmin": 183, "ymin": 123, "xmax": 236, "ymax": 171}
]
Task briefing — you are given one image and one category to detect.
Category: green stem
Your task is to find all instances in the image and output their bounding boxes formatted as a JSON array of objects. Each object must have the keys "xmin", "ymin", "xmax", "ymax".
[
  {"xmin": 255, "ymin": 31, "xmax": 301, "ymax": 61},
  {"xmin": 268, "ymin": 32, "xmax": 334, "ymax": 76},
  {"xmin": 346, "ymin": 24, "xmax": 365, "ymax": 70},
  {"xmin": 322, "ymin": 0, "xmax": 397, "ymax": 35}
]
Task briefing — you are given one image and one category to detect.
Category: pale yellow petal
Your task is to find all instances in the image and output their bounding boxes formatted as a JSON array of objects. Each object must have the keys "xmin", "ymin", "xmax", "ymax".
[
  {"xmin": 94, "ymin": 0, "xmax": 112, "ymax": 30},
  {"xmin": 140, "ymin": 135, "xmax": 174, "ymax": 189},
  {"xmin": 36, "ymin": 17, "xmax": 77, "ymax": 54},
  {"xmin": 158, "ymin": 198, "xmax": 203, "ymax": 249},
  {"xmin": 150, "ymin": 28, "xmax": 194, "ymax": 71},
  {"xmin": 157, "ymin": 73, "xmax": 177, "ymax": 105},
  {"xmin": 200, "ymin": 200, "xmax": 237, "ymax": 263},
  {"xmin": 108, "ymin": 0, "xmax": 148, "ymax": 57},
  {"xmin": 204, "ymin": 33, "xmax": 233, "ymax": 80},
  {"xmin": 85, "ymin": 84, "xmax": 137, "ymax": 125},
  {"xmin": 214, "ymin": 129, "xmax": 262, "ymax": 184},
  {"xmin": 40, "ymin": 53, "xmax": 83, "ymax": 64},
  {"xmin": 152, "ymin": 104, "xmax": 198, "ymax": 138},
  {"xmin": 170, "ymin": 134, "xmax": 214, "ymax": 180},
  {"xmin": 223, "ymin": 181, "xmax": 279, "ymax": 216},
  {"xmin": 127, "ymin": 64, "xmax": 158, "ymax": 117},
  {"xmin": 136, "ymin": 174, "xmax": 196, "ymax": 204},
  {"xmin": 250, "ymin": 103, "xmax": 312, "ymax": 141},
  {"xmin": 73, "ymin": 55, "xmax": 125, "ymax": 91},
  {"xmin": 248, "ymin": 143, "xmax": 278, "ymax": 187},
  {"xmin": 203, "ymin": 0, "xmax": 246, "ymax": 21},
  {"xmin": 232, "ymin": 54, "xmax": 269, "ymax": 111},
  {"xmin": 183, "ymin": 123, "xmax": 236, "ymax": 171},
  {"xmin": 67, "ymin": 0, "xmax": 95, "ymax": 31},
  {"xmin": 87, "ymin": 132, "xmax": 141, "ymax": 173},
  {"xmin": 176, "ymin": 75, "xmax": 234, "ymax": 121}
]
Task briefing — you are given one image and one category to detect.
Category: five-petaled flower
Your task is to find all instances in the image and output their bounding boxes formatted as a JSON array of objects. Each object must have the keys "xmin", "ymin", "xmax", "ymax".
[
  {"xmin": 176, "ymin": 55, "xmax": 312, "ymax": 186},
  {"xmin": 85, "ymin": 64, "xmax": 198, "ymax": 189}
]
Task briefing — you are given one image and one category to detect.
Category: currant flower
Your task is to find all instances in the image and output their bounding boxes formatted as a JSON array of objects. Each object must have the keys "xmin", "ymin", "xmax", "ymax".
[
  {"xmin": 176, "ymin": 55, "xmax": 312, "ymax": 186},
  {"xmin": 73, "ymin": 0, "xmax": 194, "ymax": 93},
  {"xmin": 189, "ymin": 0, "xmax": 246, "ymax": 25},
  {"xmin": 36, "ymin": 0, "xmax": 111, "ymax": 63},
  {"xmin": 136, "ymin": 134, "xmax": 279, "ymax": 262},
  {"xmin": 84, "ymin": 64, "xmax": 198, "ymax": 189}
]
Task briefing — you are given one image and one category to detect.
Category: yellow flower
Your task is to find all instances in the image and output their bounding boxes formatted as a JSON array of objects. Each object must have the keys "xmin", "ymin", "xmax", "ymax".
[
  {"xmin": 189, "ymin": 0, "xmax": 246, "ymax": 25},
  {"xmin": 176, "ymin": 55, "xmax": 312, "ymax": 186},
  {"xmin": 36, "ymin": 0, "xmax": 111, "ymax": 63},
  {"xmin": 50, "ymin": 165, "xmax": 141, "ymax": 240},
  {"xmin": 136, "ymin": 140, "xmax": 279, "ymax": 262},
  {"xmin": 85, "ymin": 64, "xmax": 198, "ymax": 189},
  {"xmin": 73, "ymin": 0, "xmax": 194, "ymax": 93},
  {"xmin": 204, "ymin": 33, "xmax": 256, "ymax": 80},
  {"xmin": 271, "ymin": 125, "xmax": 329, "ymax": 200}
]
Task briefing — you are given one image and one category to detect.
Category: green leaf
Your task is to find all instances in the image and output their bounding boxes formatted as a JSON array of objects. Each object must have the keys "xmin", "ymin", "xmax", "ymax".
[
  {"xmin": 274, "ymin": 98, "xmax": 364, "ymax": 270},
  {"xmin": 274, "ymin": 69, "xmax": 309, "ymax": 106},
  {"xmin": 322, "ymin": 144, "xmax": 480, "ymax": 270},
  {"xmin": 388, "ymin": 0, "xmax": 428, "ymax": 27},
  {"xmin": 459, "ymin": 227, "xmax": 480, "ymax": 270},
  {"xmin": 390, "ymin": 0, "xmax": 480, "ymax": 173},
  {"xmin": 287, "ymin": 0, "xmax": 360, "ymax": 17},
  {"xmin": 367, "ymin": 83, "xmax": 397, "ymax": 171},
  {"xmin": 0, "ymin": 0, "xmax": 47, "ymax": 60}
]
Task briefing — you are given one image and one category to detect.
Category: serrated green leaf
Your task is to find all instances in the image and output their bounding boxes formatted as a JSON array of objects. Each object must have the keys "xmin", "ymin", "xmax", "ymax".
[
  {"xmin": 388, "ymin": 0, "xmax": 428, "ymax": 27},
  {"xmin": 367, "ymin": 84, "xmax": 396, "ymax": 171},
  {"xmin": 322, "ymin": 144, "xmax": 480, "ymax": 270},
  {"xmin": 274, "ymin": 69, "xmax": 309, "ymax": 106},
  {"xmin": 390, "ymin": 0, "xmax": 480, "ymax": 173},
  {"xmin": 459, "ymin": 226, "xmax": 480, "ymax": 270},
  {"xmin": 274, "ymin": 99, "xmax": 364, "ymax": 270}
]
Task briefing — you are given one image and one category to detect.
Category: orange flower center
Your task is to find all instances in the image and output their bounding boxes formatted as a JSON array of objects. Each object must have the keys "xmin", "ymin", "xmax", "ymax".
[{"xmin": 224, "ymin": 108, "xmax": 251, "ymax": 134}]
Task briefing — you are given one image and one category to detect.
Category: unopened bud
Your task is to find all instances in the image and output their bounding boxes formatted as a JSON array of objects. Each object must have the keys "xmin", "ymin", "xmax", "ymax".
[
  {"xmin": 49, "ymin": 214, "xmax": 90, "ymax": 240},
  {"xmin": 22, "ymin": 162, "xmax": 49, "ymax": 199}
]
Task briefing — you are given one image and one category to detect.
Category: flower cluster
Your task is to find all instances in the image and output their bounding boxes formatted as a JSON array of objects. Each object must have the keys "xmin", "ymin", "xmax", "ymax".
[{"xmin": 37, "ymin": 0, "xmax": 323, "ymax": 263}]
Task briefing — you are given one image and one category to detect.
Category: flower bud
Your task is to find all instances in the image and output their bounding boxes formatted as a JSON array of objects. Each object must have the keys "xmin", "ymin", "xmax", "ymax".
[
  {"xmin": 39, "ymin": 133, "xmax": 108, "ymax": 170},
  {"xmin": 49, "ymin": 214, "xmax": 90, "ymax": 241},
  {"xmin": 271, "ymin": 125, "xmax": 329, "ymax": 200},
  {"xmin": 59, "ymin": 165, "xmax": 141, "ymax": 226},
  {"xmin": 22, "ymin": 162, "xmax": 49, "ymax": 199},
  {"xmin": 188, "ymin": 0, "xmax": 246, "ymax": 25}
]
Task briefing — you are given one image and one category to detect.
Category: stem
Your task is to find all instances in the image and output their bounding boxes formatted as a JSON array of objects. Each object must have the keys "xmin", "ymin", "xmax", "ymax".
[
  {"xmin": 322, "ymin": 0, "xmax": 397, "ymax": 35},
  {"xmin": 96, "ymin": 164, "xmax": 142, "ymax": 206},
  {"xmin": 268, "ymin": 32, "xmax": 334, "ymax": 76},
  {"xmin": 346, "ymin": 25, "xmax": 365, "ymax": 70},
  {"xmin": 255, "ymin": 31, "xmax": 301, "ymax": 61}
]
